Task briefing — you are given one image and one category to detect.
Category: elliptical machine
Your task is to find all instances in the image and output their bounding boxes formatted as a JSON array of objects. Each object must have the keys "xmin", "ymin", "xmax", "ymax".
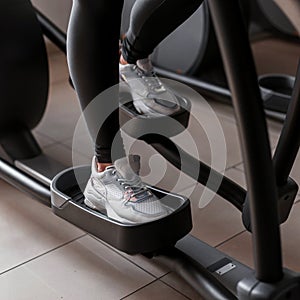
[
  {"xmin": 1, "ymin": 0, "xmax": 300, "ymax": 299},
  {"xmin": 0, "ymin": 0, "xmax": 66, "ymax": 203},
  {"xmin": 33, "ymin": 0, "xmax": 298, "ymax": 121}
]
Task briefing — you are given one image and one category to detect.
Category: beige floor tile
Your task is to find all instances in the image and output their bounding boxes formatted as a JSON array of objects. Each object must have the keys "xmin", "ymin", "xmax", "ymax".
[
  {"xmin": 61, "ymin": 136, "xmax": 76, "ymax": 151},
  {"xmin": 290, "ymin": 151, "xmax": 300, "ymax": 191},
  {"xmin": 195, "ymin": 95, "xmax": 282, "ymax": 151},
  {"xmin": 123, "ymin": 280, "xmax": 190, "ymax": 300},
  {"xmin": 252, "ymin": 38, "xmax": 300, "ymax": 76},
  {"xmin": 173, "ymin": 97, "xmax": 243, "ymax": 170},
  {"xmin": 18, "ymin": 235, "xmax": 154, "ymax": 300},
  {"xmin": 65, "ymin": 134, "xmax": 95, "ymax": 160},
  {"xmin": 63, "ymin": 124, "xmax": 95, "ymax": 160},
  {"xmin": 235, "ymin": 163, "xmax": 244, "ymax": 172},
  {"xmin": 48, "ymin": 52, "xmax": 70, "ymax": 85},
  {"xmin": 43, "ymin": 143, "xmax": 91, "ymax": 168},
  {"xmin": 179, "ymin": 168, "xmax": 245, "ymax": 247},
  {"xmin": 197, "ymin": 95, "xmax": 283, "ymax": 152},
  {"xmin": 0, "ymin": 180, "xmax": 84, "ymax": 273},
  {"xmin": 0, "ymin": 267, "xmax": 61, "ymax": 300},
  {"xmin": 206, "ymin": 100, "xmax": 236, "ymax": 124},
  {"xmin": 98, "ymin": 238, "xmax": 170, "ymax": 278},
  {"xmin": 217, "ymin": 231, "xmax": 253, "ymax": 268},
  {"xmin": 44, "ymin": 38, "xmax": 61, "ymax": 57},
  {"xmin": 269, "ymin": 131, "xmax": 281, "ymax": 150},
  {"xmin": 35, "ymin": 81, "xmax": 81, "ymax": 142},
  {"xmin": 236, "ymin": 147, "xmax": 300, "ymax": 195},
  {"xmin": 177, "ymin": 99, "xmax": 278, "ymax": 171},
  {"xmin": 266, "ymin": 118, "xmax": 283, "ymax": 141},
  {"xmin": 161, "ymin": 273, "xmax": 204, "ymax": 300},
  {"xmin": 33, "ymin": 131, "xmax": 58, "ymax": 148},
  {"xmin": 0, "ymin": 146, "xmax": 12, "ymax": 163},
  {"xmin": 218, "ymin": 201, "xmax": 300, "ymax": 272},
  {"xmin": 281, "ymin": 202, "xmax": 300, "ymax": 271},
  {"xmin": 264, "ymin": 119, "xmax": 283, "ymax": 154},
  {"xmin": 225, "ymin": 167, "xmax": 246, "ymax": 188},
  {"xmin": 123, "ymin": 137, "xmax": 198, "ymax": 194}
]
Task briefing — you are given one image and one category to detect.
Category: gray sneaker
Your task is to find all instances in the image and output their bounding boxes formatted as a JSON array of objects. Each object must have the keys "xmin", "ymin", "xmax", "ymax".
[
  {"xmin": 120, "ymin": 58, "xmax": 181, "ymax": 116},
  {"xmin": 84, "ymin": 156, "xmax": 171, "ymax": 224}
]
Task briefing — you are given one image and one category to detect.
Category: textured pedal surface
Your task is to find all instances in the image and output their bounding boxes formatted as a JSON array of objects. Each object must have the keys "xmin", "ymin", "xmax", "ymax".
[
  {"xmin": 51, "ymin": 166, "xmax": 193, "ymax": 254},
  {"xmin": 119, "ymin": 93, "xmax": 191, "ymax": 139}
]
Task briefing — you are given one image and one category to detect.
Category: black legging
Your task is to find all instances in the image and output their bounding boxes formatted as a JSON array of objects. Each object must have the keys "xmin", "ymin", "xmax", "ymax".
[{"xmin": 67, "ymin": 0, "xmax": 203, "ymax": 163}]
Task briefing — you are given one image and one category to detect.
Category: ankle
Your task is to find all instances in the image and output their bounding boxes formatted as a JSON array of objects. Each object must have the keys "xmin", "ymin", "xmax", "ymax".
[
  {"xmin": 120, "ymin": 55, "xmax": 128, "ymax": 65},
  {"xmin": 97, "ymin": 162, "xmax": 113, "ymax": 172},
  {"xmin": 136, "ymin": 57, "xmax": 153, "ymax": 72}
]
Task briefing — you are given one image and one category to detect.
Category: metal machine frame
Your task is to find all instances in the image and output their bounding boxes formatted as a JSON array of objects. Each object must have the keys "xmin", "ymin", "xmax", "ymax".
[
  {"xmin": 34, "ymin": 1, "xmax": 298, "ymax": 122},
  {"xmin": 1, "ymin": 0, "xmax": 300, "ymax": 298}
]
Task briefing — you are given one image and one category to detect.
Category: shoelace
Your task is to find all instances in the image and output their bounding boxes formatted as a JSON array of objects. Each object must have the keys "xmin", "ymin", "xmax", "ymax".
[
  {"xmin": 133, "ymin": 65, "xmax": 166, "ymax": 93},
  {"xmin": 108, "ymin": 167, "xmax": 152, "ymax": 202}
]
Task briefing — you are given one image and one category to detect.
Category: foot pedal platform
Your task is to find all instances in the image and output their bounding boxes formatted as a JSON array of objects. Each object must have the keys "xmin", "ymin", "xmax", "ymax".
[
  {"xmin": 119, "ymin": 88, "xmax": 191, "ymax": 139},
  {"xmin": 51, "ymin": 166, "xmax": 192, "ymax": 254}
]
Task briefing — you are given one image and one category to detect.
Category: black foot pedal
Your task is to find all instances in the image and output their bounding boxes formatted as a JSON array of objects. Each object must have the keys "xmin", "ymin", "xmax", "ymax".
[
  {"xmin": 51, "ymin": 166, "xmax": 192, "ymax": 254},
  {"xmin": 259, "ymin": 74, "xmax": 295, "ymax": 114},
  {"xmin": 119, "ymin": 86, "xmax": 191, "ymax": 139}
]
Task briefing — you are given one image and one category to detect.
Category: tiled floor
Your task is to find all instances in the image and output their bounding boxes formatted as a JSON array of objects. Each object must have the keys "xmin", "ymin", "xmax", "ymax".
[{"xmin": 0, "ymin": 38, "xmax": 299, "ymax": 299}]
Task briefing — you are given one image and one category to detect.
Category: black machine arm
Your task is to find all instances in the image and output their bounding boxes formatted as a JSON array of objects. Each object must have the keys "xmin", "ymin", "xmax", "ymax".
[
  {"xmin": 273, "ymin": 61, "xmax": 300, "ymax": 185},
  {"xmin": 142, "ymin": 134, "xmax": 246, "ymax": 211}
]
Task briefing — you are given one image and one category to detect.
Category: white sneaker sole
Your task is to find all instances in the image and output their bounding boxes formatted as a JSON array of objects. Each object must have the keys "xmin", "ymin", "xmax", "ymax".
[
  {"xmin": 84, "ymin": 195, "xmax": 136, "ymax": 224},
  {"xmin": 84, "ymin": 189, "xmax": 106, "ymax": 214}
]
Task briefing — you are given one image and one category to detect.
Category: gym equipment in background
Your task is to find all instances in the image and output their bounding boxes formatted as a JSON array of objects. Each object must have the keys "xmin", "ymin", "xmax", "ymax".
[
  {"xmin": 0, "ymin": 0, "xmax": 192, "ymax": 254},
  {"xmin": 35, "ymin": 0, "xmax": 297, "ymax": 121},
  {"xmin": 121, "ymin": 0, "xmax": 297, "ymax": 121},
  {"xmin": 257, "ymin": 0, "xmax": 299, "ymax": 38}
]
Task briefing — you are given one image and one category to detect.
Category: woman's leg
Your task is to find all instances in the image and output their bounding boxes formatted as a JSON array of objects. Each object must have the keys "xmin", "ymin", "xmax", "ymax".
[
  {"xmin": 67, "ymin": 0, "xmax": 125, "ymax": 165},
  {"xmin": 122, "ymin": 0, "xmax": 204, "ymax": 63},
  {"xmin": 66, "ymin": 0, "xmax": 178, "ymax": 223},
  {"xmin": 119, "ymin": 0, "xmax": 204, "ymax": 117}
]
